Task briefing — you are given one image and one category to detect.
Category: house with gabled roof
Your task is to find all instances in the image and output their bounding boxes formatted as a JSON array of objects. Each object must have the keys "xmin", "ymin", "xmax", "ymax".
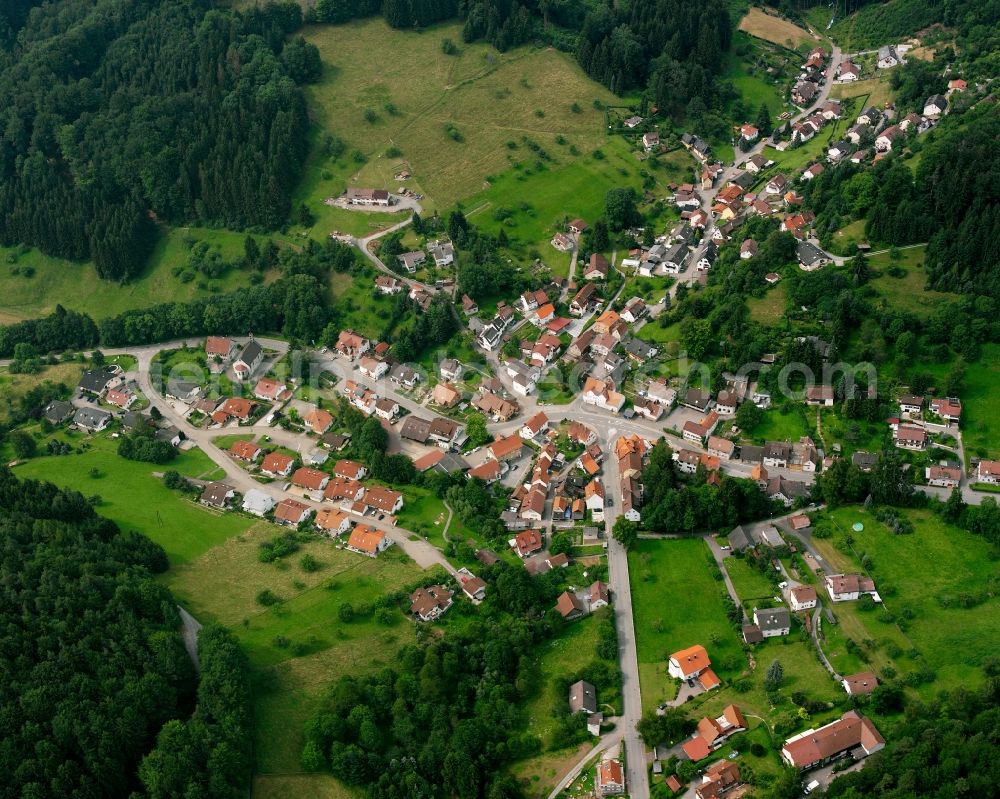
[
  {"xmin": 346, "ymin": 525, "xmax": 391, "ymax": 557},
  {"xmin": 781, "ymin": 711, "xmax": 884, "ymax": 769}
]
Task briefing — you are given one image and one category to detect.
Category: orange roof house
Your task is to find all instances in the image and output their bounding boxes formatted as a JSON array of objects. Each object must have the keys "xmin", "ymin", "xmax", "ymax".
[
  {"xmin": 668, "ymin": 645, "xmax": 711, "ymax": 679},
  {"xmin": 261, "ymin": 451, "xmax": 295, "ymax": 476},
  {"xmin": 304, "ymin": 408, "xmax": 334, "ymax": 434},
  {"xmin": 346, "ymin": 524, "xmax": 389, "ymax": 557},
  {"xmin": 291, "ymin": 467, "xmax": 330, "ymax": 491},
  {"xmin": 230, "ymin": 439, "xmax": 262, "ymax": 462}
]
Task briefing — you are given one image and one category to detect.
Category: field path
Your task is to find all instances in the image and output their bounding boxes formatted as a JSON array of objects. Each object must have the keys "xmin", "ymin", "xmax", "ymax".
[{"xmin": 178, "ymin": 606, "xmax": 203, "ymax": 672}]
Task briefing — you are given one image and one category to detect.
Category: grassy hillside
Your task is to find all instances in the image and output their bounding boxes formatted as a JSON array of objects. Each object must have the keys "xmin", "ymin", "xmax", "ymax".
[
  {"xmin": 299, "ymin": 19, "xmax": 623, "ymax": 215},
  {"xmin": 0, "ymin": 227, "xmax": 279, "ymax": 324}
]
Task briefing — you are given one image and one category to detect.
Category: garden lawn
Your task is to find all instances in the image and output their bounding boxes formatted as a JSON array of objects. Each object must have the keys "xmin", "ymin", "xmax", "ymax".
[
  {"xmin": 725, "ymin": 556, "xmax": 780, "ymax": 604},
  {"xmin": 813, "ymin": 505, "xmax": 1000, "ymax": 693},
  {"xmin": 746, "ymin": 282, "xmax": 788, "ymax": 325},
  {"xmin": 629, "ymin": 538, "xmax": 746, "ymax": 712},
  {"xmin": 13, "ymin": 431, "xmax": 253, "ymax": 564},
  {"xmin": 743, "ymin": 403, "xmax": 812, "ymax": 444},
  {"xmin": 831, "ymin": 75, "xmax": 895, "ymax": 110}
]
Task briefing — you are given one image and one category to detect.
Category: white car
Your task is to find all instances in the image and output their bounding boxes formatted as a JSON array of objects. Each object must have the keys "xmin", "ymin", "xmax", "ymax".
[{"xmin": 804, "ymin": 780, "xmax": 820, "ymax": 794}]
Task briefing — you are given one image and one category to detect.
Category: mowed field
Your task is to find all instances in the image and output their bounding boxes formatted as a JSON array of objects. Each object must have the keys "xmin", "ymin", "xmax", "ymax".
[
  {"xmin": 300, "ymin": 19, "xmax": 621, "ymax": 214},
  {"xmin": 813, "ymin": 506, "xmax": 1000, "ymax": 693},
  {"xmin": 738, "ymin": 8, "xmax": 814, "ymax": 49},
  {"xmin": 166, "ymin": 524, "xmax": 424, "ymax": 777},
  {"xmin": 628, "ymin": 538, "xmax": 746, "ymax": 711}
]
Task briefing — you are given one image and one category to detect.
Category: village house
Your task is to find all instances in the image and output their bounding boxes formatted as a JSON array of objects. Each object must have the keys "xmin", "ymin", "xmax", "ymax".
[
  {"xmin": 877, "ymin": 44, "xmax": 900, "ymax": 68},
  {"xmin": 740, "ymin": 239, "xmax": 758, "ymax": 259},
  {"xmin": 781, "ymin": 711, "xmax": 884, "ymax": 770},
  {"xmin": 197, "ymin": 481, "xmax": 234, "ymax": 510},
  {"xmin": 930, "ymin": 396, "xmax": 961, "ymax": 422},
  {"xmin": 551, "ymin": 231, "xmax": 574, "ymax": 251},
  {"xmin": 300, "ymin": 407, "xmax": 332, "ymax": 434},
  {"xmin": 233, "ymin": 340, "xmax": 264, "ymax": 380},
  {"xmin": 430, "ymin": 382, "xmax": 462, "ymax": 409},
  {"xmin": 428, "ymin": 240, "xmax": 455, "ymax": 266},
  {"xmin": 569, "ymin": 282, "xmax": 598, "ymax": 316},
  {"xmin": 899, "ymin": 394, "xmax": 924, "ymax": 415},
  {"xmin": 254, "ymin": 378, "xmax": 289, "ymax": 402},
  {"xmin": 489, "ymin": 434, "xmax": 525, "ymax": 463},
  {"xmin": 205, "ymin": 336, "xmax": 237, "ymax": 368},
  {"xmin": 876, "ymin": 124, "xmax": 904, "ymax": 152},
  {"xmin": 274, "ymin": 498, "xmax": 312, "ymax": 527},
  {"xmin": 826, "ymin": 573, "xmax": 877, "ymax": 602},
  {"xmin": 230, "ymin": 439, "xmax": 262, "ymax": 463},
  {"xmin": 345, "ymin": 187, "xmax": 390, "ymax": 206},
  {"xmin": 362, "ymin": 486, "xmax": 403, "ymax": 516},
  {"xmin": 375, "ymin": 275, "xmax": 402, "ymax": 295},
  {"xmin": 315, "ymin": 508, "xmax": 352, "ymax": 537},
  {"xmin": 241, "ymin": 489, "xmax": 275, "ymax": 517},
  {"xmin": 682, "ymin": 411, "xmax": 720, "ymax": 444},
  {"xmin": 796, "ymin": 241, "xmax": 829, "ymax": 270},
  {"xmin": 512, "ymin": 528, "xmax": 543, "ymax": 558},
  {"xmin": 569, "ymin": 680, "xmax": 597, "ymax": 714},
  {"xmin": 520, "ymin": 411, "xmax": 550, "ymax": 441},
  {"xmin": 923, "ymin": 94, "xmax": 948, "ymax": 118},
  {"xmin": 261, "ymin": 451, "xmax": 295, "ymax": 478},
  {"xmin": 753, "ymin": 606, "xmax": 791, "ymax": 638},
  {"xmin": 596, "ymin": 759, "xmax": 625, "ymax": 797},
  {"xmin": 642, "ymin": 131, "xmax": 659, "ymax": 151},
  {"xmin": 336, "ymin": 330, "xmax": 370, "ymax": 359},
  {"xmin": 667, "ymin": 644, "xmax": 720, "ymax": 691},
  {"xmin": 473, "ymin": 391, "xmax": 518, "ymax": 422},
  {"xmin": 842, "ymin": 672, "xmax": 879, "ymax": 697},
  {"xmin": 398, "ymin": 251, "xmax": 426, "ymax": 272},
  {"xmin": 805, "ymin": 384, "xmax": 835, "ymax": 406},
  {"xmin": 926, "ymin": 463, "xmax": 962, "ymax": 487},
  {"xmin": 646, "ymin": 378, "xmax": 677, "ymax": 408},
  {"xmin": 323, "ymin": 476, "xmax": 365, "ymax": 504},
  {"xmin": 291, "ymin": 467, "xmax": 330, "ymax": 493},
  {"xmin": 410, "ymin": 585, "xmax": 454, "ymax": 622},
  {"xmin": 346, "ymin": 525, "xmax": 391, "ymax": 557},
  {"xmin": 555, "ymin": 590, "xmax": 587, "ymax": 620},
  {"xmin": 838, "ymin": 59, "xmax": 860, "ymax": 81},
  {"xmin": 894, "ymin": 424, "xmax": 928, "ymax": 450},
  {"xmin": 694, "ymin": 760, "xmax": 742, "ymax": 799},
  {"xmin": 787, "ymin": 585, "xmax": 818, "ymax": 612},
  {"xmin": 371, "ymin": 397, "xmax": 399, "ymax": 422},
  {"xmin": 707, "ymin": 436, "xmax": 735, "ymax": 460},
  {"xmin": 976, "ymin": 459, "xmax": 1000, "ymax": 484},
  {"xmin": 105, "ymin": 388, "xmax": 136, "ymax": 410}
]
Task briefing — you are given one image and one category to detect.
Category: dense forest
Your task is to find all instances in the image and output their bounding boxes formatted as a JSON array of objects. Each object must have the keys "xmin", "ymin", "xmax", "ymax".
[
  {"xmin": 0, "ymin": 0, "xmax": 316, "ymax": 280},
  {"xmin": 137, "ymin": 626, "xmax": 253, "ymax": 799},
  {"xmin": 0, "ymin": 467, "xmax": 196, "ymax": 797}
]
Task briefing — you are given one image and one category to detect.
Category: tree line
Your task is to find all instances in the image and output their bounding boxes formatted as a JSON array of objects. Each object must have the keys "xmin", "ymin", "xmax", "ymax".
[
  {"xmin": 308, "ymin": 0, "xmax": 731, "ymax": 120},
  {"xmin": 0, "ymin": 0, "xmax": 317, "ymax": 280}
]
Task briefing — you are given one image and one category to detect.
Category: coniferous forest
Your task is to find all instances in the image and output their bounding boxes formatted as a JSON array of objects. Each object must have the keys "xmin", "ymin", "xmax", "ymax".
[{"xmin": 0, "ymin": 0, "xmax": 316, "ymax": 281}]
